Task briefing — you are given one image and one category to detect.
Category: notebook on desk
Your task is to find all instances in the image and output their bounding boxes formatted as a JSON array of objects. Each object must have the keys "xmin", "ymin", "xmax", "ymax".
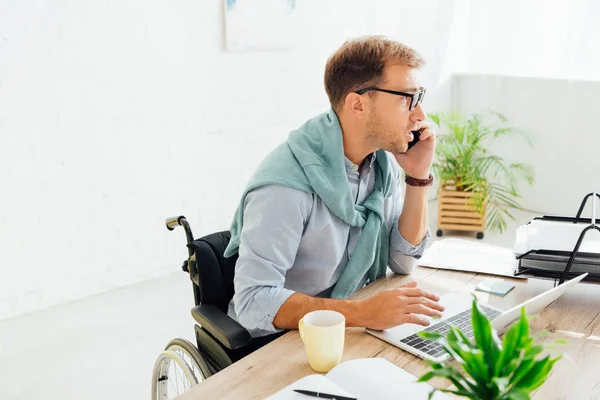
[{"xmin": 267, "ymin": 358, "xmax": 452, "ymax": 400}]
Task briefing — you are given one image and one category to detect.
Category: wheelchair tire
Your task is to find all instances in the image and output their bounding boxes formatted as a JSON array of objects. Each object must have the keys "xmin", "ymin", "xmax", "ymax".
[
  {"xmin": 165, "ymin": 338, "xmax": 212, "ymax": 381},
  {"xmin": 151, "ymin": 349, "xmax": 197, "ymax": 400}
]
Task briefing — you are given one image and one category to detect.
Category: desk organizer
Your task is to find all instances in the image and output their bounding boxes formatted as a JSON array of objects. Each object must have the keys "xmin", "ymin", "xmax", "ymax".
[{"xmin": 515, "ymin": 192, "xmax": 600, "ymax": 284}]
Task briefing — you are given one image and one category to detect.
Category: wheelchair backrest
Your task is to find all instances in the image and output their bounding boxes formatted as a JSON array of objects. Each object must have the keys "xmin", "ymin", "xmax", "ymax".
[{"xmin": 186, "ymin": 231, "xmax": 238, "ymax": 313}]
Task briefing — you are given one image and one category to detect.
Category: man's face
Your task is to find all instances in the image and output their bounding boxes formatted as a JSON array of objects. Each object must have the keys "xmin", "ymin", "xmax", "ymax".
[{"xmin": 365, "ymin": 64, "xmax": 426, "ymax": 154}]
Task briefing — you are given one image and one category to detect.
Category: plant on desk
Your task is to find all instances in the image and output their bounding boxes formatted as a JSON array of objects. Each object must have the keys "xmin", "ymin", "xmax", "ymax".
[
  {"xmin": 418, "ymin": 298, "xmax": 565, "ymax": 400},
  {"xmin": 431, "ymin": 110, "xmax": 535, "ymax": 238}
]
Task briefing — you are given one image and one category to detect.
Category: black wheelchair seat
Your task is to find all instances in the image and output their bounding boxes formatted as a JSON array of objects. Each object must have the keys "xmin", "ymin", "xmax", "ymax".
[{"xmin": 163, "ymin": 219, "xmax": 286, "ymax": 377}]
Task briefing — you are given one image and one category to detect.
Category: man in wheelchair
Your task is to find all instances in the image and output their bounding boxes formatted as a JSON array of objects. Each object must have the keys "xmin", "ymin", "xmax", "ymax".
[
  {"xmin": 153, "ymin": 36, "xmax": 446, "ymax": 398},
  {"xmin": 226, "ymin": 35, "xmax": 444, "ymax": 339}
]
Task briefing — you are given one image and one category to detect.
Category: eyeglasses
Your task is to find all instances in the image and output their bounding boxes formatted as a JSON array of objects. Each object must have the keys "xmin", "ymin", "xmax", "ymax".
[{"xmin": 354, "ymin": 87, "xmax": 426, "ymax": 111}]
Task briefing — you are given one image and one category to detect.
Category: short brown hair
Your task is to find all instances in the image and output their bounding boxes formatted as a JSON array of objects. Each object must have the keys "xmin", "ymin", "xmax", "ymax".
[{"xmin": 324, "ymin": 35, "xmax": 425, "ymax": 111}]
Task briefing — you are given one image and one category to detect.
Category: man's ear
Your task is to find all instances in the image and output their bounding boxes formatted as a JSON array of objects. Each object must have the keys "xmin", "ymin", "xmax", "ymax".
[{"xmin": 343, "ymin": 92, "xmax": 367, "ymax": 119}]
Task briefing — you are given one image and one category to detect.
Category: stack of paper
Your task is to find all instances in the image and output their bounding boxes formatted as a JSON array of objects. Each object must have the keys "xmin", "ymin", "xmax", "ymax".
[
  {"xmin": 514, "ymin": 219, "xmax": 600, "ymax": 256},
  {"xmin": 418, "ymin": 238, "xmax": 523, "ymax": 278}
]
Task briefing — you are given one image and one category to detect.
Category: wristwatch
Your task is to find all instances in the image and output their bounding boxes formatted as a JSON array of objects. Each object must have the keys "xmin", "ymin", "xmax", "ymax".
[{"xmin": 405, "ymin": 173, "xmax": 434, "ymax": 187}]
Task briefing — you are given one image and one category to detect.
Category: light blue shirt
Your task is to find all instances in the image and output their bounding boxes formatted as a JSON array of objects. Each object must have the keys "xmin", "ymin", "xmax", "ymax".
[{"xmin": 227, "ymin": 152, "xmax": 430, "ymax": 337}]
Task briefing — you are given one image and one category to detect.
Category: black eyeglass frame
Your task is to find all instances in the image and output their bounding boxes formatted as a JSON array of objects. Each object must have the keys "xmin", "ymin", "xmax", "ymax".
[{"xmin": 354, "ymin": 87, "xmax": 426, "ymax": 111}]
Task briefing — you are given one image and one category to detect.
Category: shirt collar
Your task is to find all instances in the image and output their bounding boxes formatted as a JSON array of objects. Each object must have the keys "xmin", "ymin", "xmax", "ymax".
[{"xmin": 344, "ymin": 152, "xmax": 377, "ymax": 173}]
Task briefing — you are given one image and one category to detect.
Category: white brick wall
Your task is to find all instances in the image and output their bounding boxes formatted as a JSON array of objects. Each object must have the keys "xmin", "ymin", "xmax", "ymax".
[{"xmin": 0, "ymin": 0, "xmax": 453, "ymax": 320}]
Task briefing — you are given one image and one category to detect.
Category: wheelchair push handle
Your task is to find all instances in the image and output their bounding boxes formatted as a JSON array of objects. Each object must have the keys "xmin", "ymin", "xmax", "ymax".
[
  {"xmin": 165, "ymin": 215, "xmax": 195, "ymax": 248},
  {"xmin": 166, "ymin": 216, "xmax": 185, "ymax": 231}
]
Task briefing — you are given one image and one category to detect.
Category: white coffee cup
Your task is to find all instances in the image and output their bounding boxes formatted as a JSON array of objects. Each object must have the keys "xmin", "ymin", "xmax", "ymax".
[{"xmin": 298, "ymin": 310, "xmax": 345, "ymax": 372}]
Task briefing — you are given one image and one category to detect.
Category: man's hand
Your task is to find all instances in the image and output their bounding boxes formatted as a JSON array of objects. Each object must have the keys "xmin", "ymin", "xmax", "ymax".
[
  {"xmin": 273, "ymin": 282, "xmax": 444, "ymax": 331},
  {"xmin": 394, "ymin": 123, "xmax": 436, "ymax": 179},
  {"xmin": 358, "ymin": 281, "xmax": 444, "ymax": 330}
]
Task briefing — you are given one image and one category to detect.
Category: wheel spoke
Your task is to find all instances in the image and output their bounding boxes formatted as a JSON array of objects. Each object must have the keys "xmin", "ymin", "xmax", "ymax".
[
  {"xmin": 174, "ymin": 360, "xmax": 181, "ymax": 394},
  {"xmin": 154, "ymin": 342, "xmax": 203, "ymax": 399},
  {"xmin": 176, "ymin": 348, "xmax": 200, "ymax": 382}
]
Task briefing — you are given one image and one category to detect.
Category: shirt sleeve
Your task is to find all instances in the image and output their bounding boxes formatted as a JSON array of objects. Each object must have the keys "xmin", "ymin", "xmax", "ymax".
[
  {"xmin": 388, "ymin": 220, "xmax": 431, "ymax": 274},
  {"xmin": 386, "ymin": 162, "xmax": 431, "ymax": 274},
  {"xmin": 231, "ymin": 185, "xmax": 312, "ymax": 335}
]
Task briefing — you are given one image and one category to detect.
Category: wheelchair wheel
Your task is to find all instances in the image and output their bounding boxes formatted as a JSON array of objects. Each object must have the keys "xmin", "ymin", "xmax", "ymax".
[
  {"xmin": 151, "ymin": 339, "xmax": 210, "ymax": 399},
  {"xmin": 165, "ymin": 338, "xmax": 212, "ymax": 382},
  {"xmin": 151, "ymin": 350, "xmax": 196, "ymax": 399}
]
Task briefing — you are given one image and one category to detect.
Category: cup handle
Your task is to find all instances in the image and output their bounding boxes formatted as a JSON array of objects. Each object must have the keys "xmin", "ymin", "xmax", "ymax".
[{"xmin": 298, "ymin": 318, "xmax": 305, "ymax": 342}]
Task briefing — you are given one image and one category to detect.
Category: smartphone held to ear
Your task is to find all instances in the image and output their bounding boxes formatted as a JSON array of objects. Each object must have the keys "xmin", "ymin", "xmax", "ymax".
[{"xmin": 407, "ymin": 129, "xmax": 422, "ymax": 151}]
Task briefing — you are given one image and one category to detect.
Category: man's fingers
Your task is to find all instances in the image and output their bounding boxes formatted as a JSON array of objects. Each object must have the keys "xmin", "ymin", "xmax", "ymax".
[
  {"xmin": 397, "ymin": 287, "xmax": 440, "ymax": 302},
  {"xmin": 406, "ymin": 304, "xmax": 444, "ymax": 318},
  {"xmin": 403, "ymin": 314, "xmax": 430, "ymax": 327},
  {"xmin": 408, "ymin": 296, "xmax": 445, "ymax": 312},
  {"xmin": 419, "ymin": 128, "xmax": 436, "ymax": 141}
]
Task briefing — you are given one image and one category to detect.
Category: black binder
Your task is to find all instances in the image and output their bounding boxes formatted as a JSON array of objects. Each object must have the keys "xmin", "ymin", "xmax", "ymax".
[{"xmin": 514, "ymin": 192, "xmax": 600, "ymax": 284}]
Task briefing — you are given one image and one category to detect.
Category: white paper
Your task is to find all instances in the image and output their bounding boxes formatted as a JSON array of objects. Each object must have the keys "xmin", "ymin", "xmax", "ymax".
[
  {"xmin": 419, "ymin": 238, "xmax": 524, "ymax": 278},
  {"xmin": 266, "ymin": 374, "xmax": 352, "ymax": 400},
  {"xmin": 267, "ymin": 358, "xmax": 452, "ymax": 400},
  {"xmin": 326, "ymin": 358, "xmax": 452, "ymax": 400},
  {"xmin": 514, "ymin": 220, "xmax": 600, "ymax": 255}
]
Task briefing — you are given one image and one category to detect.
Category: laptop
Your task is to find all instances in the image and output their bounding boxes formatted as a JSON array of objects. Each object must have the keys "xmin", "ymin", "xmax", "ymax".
[{"xmin": 366, "ymin": 273, "xmax": 588, "ymax": 362}]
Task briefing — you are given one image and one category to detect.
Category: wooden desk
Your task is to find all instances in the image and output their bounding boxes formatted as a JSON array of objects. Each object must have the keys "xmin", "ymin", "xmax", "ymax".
[{"xmin": 177, "ymin": 267, "xmax": 600, "ymax": 399}]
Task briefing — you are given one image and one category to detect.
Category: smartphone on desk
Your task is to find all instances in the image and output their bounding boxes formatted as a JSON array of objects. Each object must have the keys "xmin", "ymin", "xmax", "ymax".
[{"xmin": 407, "ymin": 129, "xmax": 422, "ymax": 151}]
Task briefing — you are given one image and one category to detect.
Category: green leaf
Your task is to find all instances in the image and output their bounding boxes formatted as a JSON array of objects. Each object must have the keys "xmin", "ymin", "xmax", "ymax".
[
  {"xmin": 446, "ymin": 328, "xmax": 490, "ymax": 384},
  {"xmin": 523, "ymin": 345, "xmax": 543, "ymax": 359},
  {"xmin": 496, "ymin": 318, "xmax": 522, "ymax": 375},
  {"xmin": 471, "ymin": 298, "xmax": 502, "ymax": 374},
  {"xmin": 419, "ymin": 371, "xmax": 437, "ymax": 382},
  {"xmin": 419, "ymin": 331, "xmax": 442, "ymax": 341},
  {"xmin": 515, "ymin": 308, "xmax": 531, "ymax": 349},
  {"xmin": 513, "ymin": 355, "xmax": 558, "ymax": 390},
  {"xmin": 440, "ymin": 328, "xmax": 467, "ymax": 364},
  {"xmin": 509, "ymin": 358, "xmax": 536, "ymax": 385},
  {"xmin": 525, "ymin": 357, "xmax": 561, "ymax": 391},
  {"xmin": 506, "ymin": 388, "xmax": 531, "ymax": 400},
  {"xmin": 423, "ymin": 358, "xmax": 444, "ymax": 370},
  {"xmin": 418, "ymin": 367, "xmax": 473, "ymax": 394},
  {"xmin": 494, "ymin": 376, "xmax": 510, "ymax": 387}
]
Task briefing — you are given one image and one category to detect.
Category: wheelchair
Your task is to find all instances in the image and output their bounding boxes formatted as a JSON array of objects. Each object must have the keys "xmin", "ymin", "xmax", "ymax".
[{"xmin": 151, "ymin": 216, "xmax": 286, "ymax": 399}]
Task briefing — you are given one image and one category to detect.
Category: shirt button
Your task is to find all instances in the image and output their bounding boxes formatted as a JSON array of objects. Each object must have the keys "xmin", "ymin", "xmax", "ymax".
[{"xmin": 352, "ymin": 165, "xmax": 358, "ymax": 171}]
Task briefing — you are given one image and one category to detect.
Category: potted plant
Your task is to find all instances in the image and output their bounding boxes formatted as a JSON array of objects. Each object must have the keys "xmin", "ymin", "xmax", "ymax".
[
  {"xmin": 418, "ymin": 298, "xmax": 565, "ymax": 400},
  {"xmin": 430, "ymin": 110, "xmax": 535, "ymax": 238}
]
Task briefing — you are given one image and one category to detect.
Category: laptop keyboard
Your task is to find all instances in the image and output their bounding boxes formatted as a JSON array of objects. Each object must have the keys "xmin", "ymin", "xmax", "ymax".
[{"xmin": 399, "ymin": 306, "xmax": 502, "ymax": 359}]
